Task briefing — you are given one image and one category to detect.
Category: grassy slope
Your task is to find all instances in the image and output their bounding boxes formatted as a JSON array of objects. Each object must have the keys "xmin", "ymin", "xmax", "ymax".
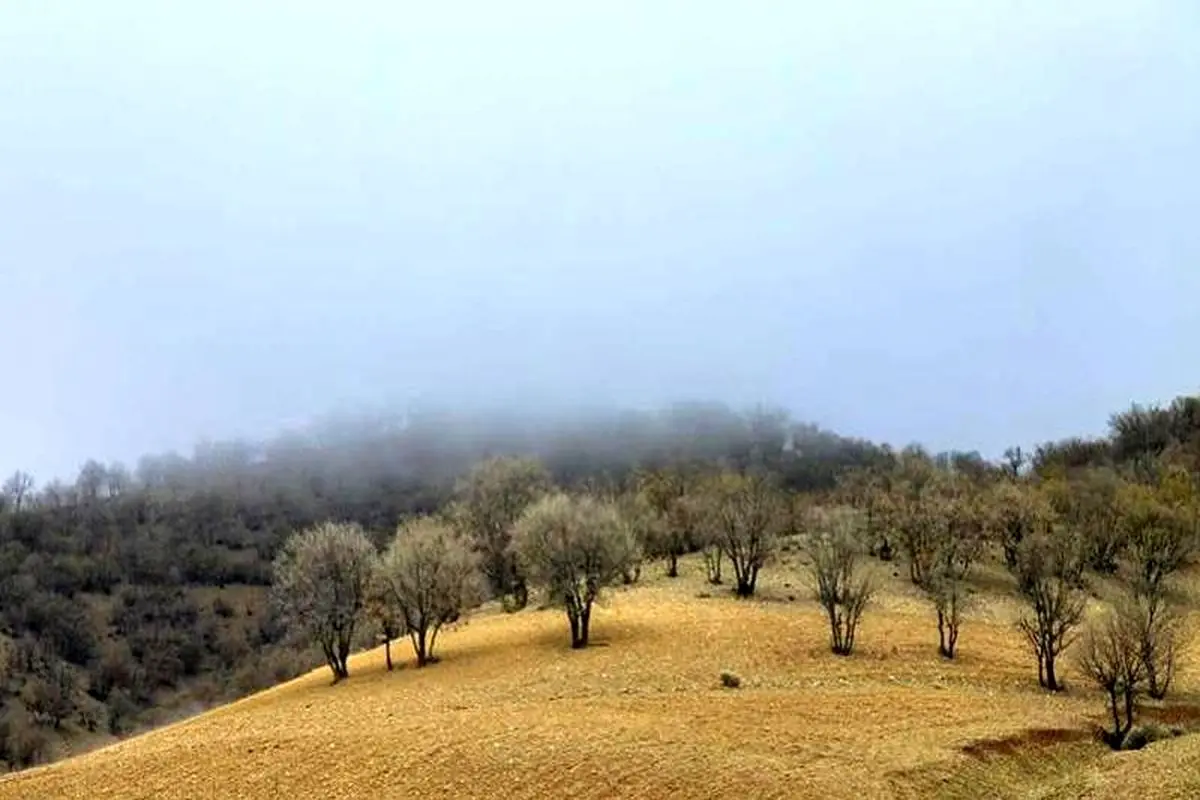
[{"xmin": 4, "ymin": 553, "xmax": 1200, "ymax": 800}]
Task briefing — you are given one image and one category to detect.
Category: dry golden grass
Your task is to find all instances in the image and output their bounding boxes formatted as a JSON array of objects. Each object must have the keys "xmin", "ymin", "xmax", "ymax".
[{"xmin": 5, "ymin": 555, "xmax": 1200, "ymax": 799}]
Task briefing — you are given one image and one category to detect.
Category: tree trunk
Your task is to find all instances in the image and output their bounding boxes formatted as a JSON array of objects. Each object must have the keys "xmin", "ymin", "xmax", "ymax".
[
  {"xmin": 567, "ymin": 608, "xmax": 582, "ymax": 649},
  {"xmin": 413, "ymin": 626, "xmax": 428, "ymax": 667},
  {"xmin": 666, "ymin": 553, "xmax": 679, "ymax": 578},
  {"xmin": 510, "ymin": 580, "xmax": 529, "ymax": 612},
  {"xmin": 734, "ymin": 564, "xmax": 757, "ymax": 598},
  {"xmin": 937, "ymin": 609, "xmax": 949, "ymax": 658},
  {"xmin": 326, "ymin": 636, "xmax": 351, "ymax": 681},
  {"xmin": 575, "ymin": 602, "xmax": 591, "ymax": 649},
  {"xmin": 704, "ymin": 548, "xmax": 723, "ymax": 584},
  {"xmin": 385, "ymin": 637, "xmax": 393, "ymax": 671},
  {"xmin": 1043, "ymin": 653, "xmax": 1060, "ymax": 692},
  {"xmin": 878, "ymin": 536, "xmax": 893, "ymax": 562}
]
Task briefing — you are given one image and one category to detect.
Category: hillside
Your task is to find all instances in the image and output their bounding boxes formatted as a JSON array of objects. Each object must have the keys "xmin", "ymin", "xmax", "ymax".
[{"xmin": 5, "ymin": 554, "xmax": 1200, "ymax": 800}]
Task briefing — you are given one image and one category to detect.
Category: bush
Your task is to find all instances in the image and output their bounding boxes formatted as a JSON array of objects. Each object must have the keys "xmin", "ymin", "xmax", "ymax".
[
  {"xmin": 0, "ymin": 704, "xmax": 52, "ymax": 769},
  {"xmin": 212, "ymin": 596, "xmax": 236, "ymax": 619},
  {"xmin": 719, "ymin": 670, "xmax": 741, "ymax": 689},
  {"xmin": 21, "ymin": 663, "xmax": 78, "ymax": 729},
  {"xmin": 105, "ymin": 688, "xmax": 139, "ymax": 735},
  {"xmin": 1121, "ymin": 723, "xmax": 1177, "ymax": 751}
]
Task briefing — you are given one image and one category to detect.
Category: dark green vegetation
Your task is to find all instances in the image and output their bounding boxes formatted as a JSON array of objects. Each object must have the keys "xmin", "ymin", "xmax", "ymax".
[{"xmin": 2, "ymin": 396, "xmax": 1199, "ymax": 770}]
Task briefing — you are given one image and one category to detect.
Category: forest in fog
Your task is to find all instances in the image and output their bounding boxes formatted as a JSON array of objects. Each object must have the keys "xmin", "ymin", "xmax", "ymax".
[{"xmin": 1, "ymin": 396, "xmax": 1198, "ymax": 768}]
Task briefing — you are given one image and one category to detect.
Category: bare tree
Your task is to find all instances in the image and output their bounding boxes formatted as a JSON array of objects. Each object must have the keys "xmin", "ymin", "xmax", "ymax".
[
  {"xmin": 377, "ymin": 518, "xmax": 481, "ymax": 668},
  {"xmin": 805, "ymin": 508, "xmax": 874, "ymax": 656},
  {"xmin": 1002, "ymin": 445, "xmax": 1027, "ymax": 479},
  {"xmin": 704, "ymin": 472, "xmax": 788, "ymax": 597},
  {"xmin": 1050, "ymin": 468, "xmax": 1125, "ymax": 574},
  {"xmin": 75, "ymin": 460, "xmax": 108, "ymax": 504},
  {"xmin": 1077, "ymin": 601, "xmax": 1148, "ymax": 748},
  {"xmin": 449, "ymin": 456, "xmax": 550, "ymax": 611},
  {"xmin": 636, "ymin": 467, "xmax": 692, "ymax": 577},
  {"xmin": 837, "ymin": 466, "xmax": 895, "ymax": 560},
  {"xmin": 1121, "ymin": 481, "xmax": 1195, "ymax": 697},
  {"xmin": 1015, "ymin": 532, "xmax": 1086, "ymax": 691},
  {"xmin": 919, "ymin": 491, "xmax": 986, "ymax": 659},
  {"xmin": 888, "ymin": 452, "xmax": 948, "ymax": 586},
  {"xmin": 1123, "ymin": 484, "xmax": 1196, "ymax": 599},
  {"xmin": 1132, "ymin": 593, "xmax": 1181, "ymax": 701},
  {"xmin": 365, "ymin": 572, "xmax": 404, "ymax": 671},
  {"xmin": 614, "ymin": 491, "xmax": 656, "ymax": 584},
  {"xmin": 991, "ymin": 481, "xmax": 1055, "ymax": 570},
  {"xmin": 515, "ymin": 493, "xmax": 638, "ymax": 648},
  {"xmin": 2, "ymin": 471, "xmax": 35, "ymax": 512},
  {"xmin": 271, "ymin": 521, "xmax": 377, "ymax": 681}
]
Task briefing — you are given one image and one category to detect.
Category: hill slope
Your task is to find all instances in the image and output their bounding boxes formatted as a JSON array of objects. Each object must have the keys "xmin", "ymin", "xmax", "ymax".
[{"xmin": 3, "ymin": 560, "xmax": 1199, "ymax": 799}]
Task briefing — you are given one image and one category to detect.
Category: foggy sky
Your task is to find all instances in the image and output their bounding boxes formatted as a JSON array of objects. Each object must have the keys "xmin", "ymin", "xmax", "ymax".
[{"xmin": 2, "ymin": 1, "xmax": 1199, "ymax": 482}]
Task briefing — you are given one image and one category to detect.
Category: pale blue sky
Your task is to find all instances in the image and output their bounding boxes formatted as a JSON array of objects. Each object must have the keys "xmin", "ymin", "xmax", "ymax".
[{"xmin": 2, "ymin": 1, "xmax": 1198, "ymax": 482}]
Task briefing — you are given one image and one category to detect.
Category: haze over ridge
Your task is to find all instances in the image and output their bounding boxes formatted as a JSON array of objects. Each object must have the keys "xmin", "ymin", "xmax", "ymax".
[{"xmin": 2, "ymin": 1, "xmax": 1198, "ymax": 480}]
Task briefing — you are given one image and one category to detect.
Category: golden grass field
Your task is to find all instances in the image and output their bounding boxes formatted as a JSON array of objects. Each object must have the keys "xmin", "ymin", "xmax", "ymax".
[{"xmin": 4, "ymin": 551, "xmax": 1200, "ymax": 800}]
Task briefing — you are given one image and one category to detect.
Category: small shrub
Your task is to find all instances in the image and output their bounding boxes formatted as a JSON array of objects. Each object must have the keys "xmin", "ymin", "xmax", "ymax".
[
  {"xmin": 719, "ymin": 670, "xmax": 742, "ymax": 689},
  {"xmin": 105, "ymin": 688, "xmax": 139, "ymax": 735},
  {"xmin": 0, "ymin": 704, "xmax": 53, "ymax": 768},
  {"xmin": 1121, "ymin": 723, "xmax": 1177, "ymax": 751},
  {"xmin": 212, "ymin": 596, "xmax": 236, "ymax": 619}
]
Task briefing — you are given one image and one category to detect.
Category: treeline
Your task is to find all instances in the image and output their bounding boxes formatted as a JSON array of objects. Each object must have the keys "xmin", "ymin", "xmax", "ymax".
[
  {"xmin": 0, "ymin": 404, "xmax": 884, "ymax": 769},
  {"xmin": 272, "ymin": 426, "xmax": 1200, "ymax": 753},
  {"xmin": 1, "ymin": 394, "xmax": 1198, "ymax": 769},
  {"xmin": 266, "ymin": 393, "xmax": 1200, "ymax": 754}
]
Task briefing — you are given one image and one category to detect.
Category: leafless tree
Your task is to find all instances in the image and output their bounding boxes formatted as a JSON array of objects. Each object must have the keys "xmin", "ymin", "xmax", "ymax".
[
  {"xmin": 837, "ymin": 467, "xmax": 895, "ymax": 560},
  {"xmin": 377, "ymin": 517, "xmax": 481, "ymax": 667},
  {"xmin": 805, "ymin": 508, "xmax": 874, "ymax": 656},
  {"xmin": 1015, "ymin": 532, "xmax": 1086, "ymax": 691},
  {"xmin": 703, "ymin": 472, "xmax": 788, "ymax": 597},
  {"xmin": 635, "ymin": 467, "xmax": 693, "ymax": 577},
  {"xmin": 449, "ymin": 456, "xmax": 550, "ymax": 611},
  {"xmin": 1050, "ymin": 468, "xmax": 1125, "ymax": 573},
  {"xmin": 991, "ymin": 480, "xmax": 1055, "ymax": 570},
  {"xmin": 271, "ymin": 521, "xmax": 377, "ymax": 681},
  {"xmin": 1120, "ymin": 481, "xmax": 1195, "ymax": 697},
  {"xmin": 365, "ymin": 572, "xmax": 404, "ymax": 671},
  {"xmin": 1077, "ymin": 601, "xmax": 1148, "ymax": 747},
  {"xmin": 2, "ymin": 471, "xmax": 35, "ymax": 512},
  {"xmin": 919, "ymin": 489, "xmax": 987, "ymax": 659},
  {"xmin": 515, "ymin": 493, "xmax": 638, "ymax": 648}
]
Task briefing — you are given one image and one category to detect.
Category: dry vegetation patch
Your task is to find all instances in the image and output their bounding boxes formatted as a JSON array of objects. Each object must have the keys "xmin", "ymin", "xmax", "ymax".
[{"xmin": 3, "ymin": 562, "xmax": 1199, "ymax": 799}]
